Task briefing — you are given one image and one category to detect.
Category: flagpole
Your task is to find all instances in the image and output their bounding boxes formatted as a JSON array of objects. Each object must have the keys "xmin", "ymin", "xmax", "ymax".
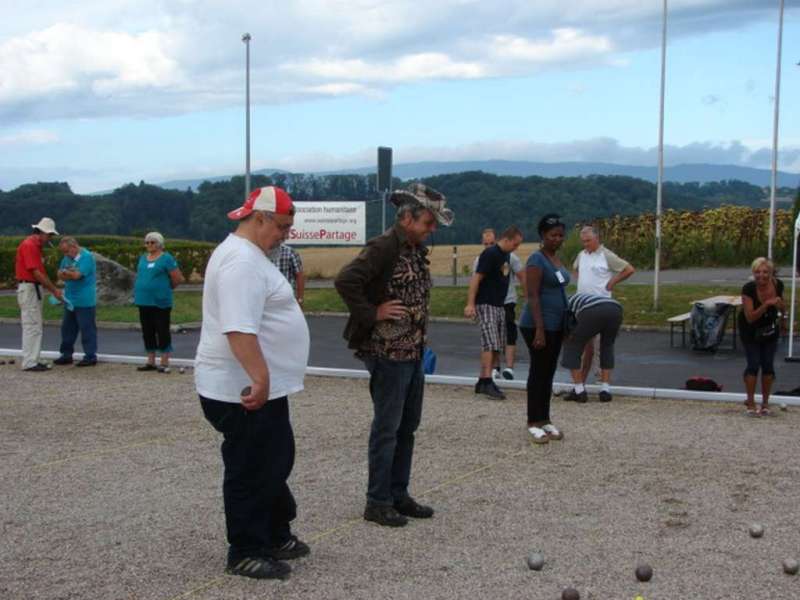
[
  {"xmin": 768, "ymin": 0, "xmax": 784, "ymax": 260},
  {"xmin": 653, "ymin": 0, "xmax": 668, "ymax": 310}
]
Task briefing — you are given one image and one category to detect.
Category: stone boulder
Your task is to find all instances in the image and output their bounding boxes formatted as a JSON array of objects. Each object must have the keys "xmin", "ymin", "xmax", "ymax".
[{"xmin": 94, "ymin": 252, "xmax": 135, "ymax": 306}]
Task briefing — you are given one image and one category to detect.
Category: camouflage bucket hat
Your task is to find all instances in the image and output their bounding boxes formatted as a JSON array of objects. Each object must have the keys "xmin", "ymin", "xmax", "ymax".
[{"xmin": 389, "ymin": 183, "xmax": 454, "ymax": 227}]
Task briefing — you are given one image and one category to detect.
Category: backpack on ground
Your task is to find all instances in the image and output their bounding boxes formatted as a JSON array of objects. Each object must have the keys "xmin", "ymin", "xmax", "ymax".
[{"xmin": 690, "ymin": 301, "xmax": 733, "ymax": 352}]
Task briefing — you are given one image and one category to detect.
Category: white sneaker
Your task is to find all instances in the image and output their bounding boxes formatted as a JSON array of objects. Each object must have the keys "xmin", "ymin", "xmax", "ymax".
[
  {"xmin": 542, "ymin": 423, "xmax": 563, "ymax": 441},
  {"xmin": 501, "ymin": 367, "xmax": 514, "ymax": 380},
  {"xmin": 492, "ymin": 368, "xmax": 501, "ymax": 379},
  {"xmin": 528, "ymin": 426, "xmax": 549, "ymax": 444}
]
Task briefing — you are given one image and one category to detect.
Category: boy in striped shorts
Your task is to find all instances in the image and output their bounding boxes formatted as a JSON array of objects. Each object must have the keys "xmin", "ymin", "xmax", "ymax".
[{"xmin": 464, "ymin": 226, "xmax": 524, "ymax": 400}]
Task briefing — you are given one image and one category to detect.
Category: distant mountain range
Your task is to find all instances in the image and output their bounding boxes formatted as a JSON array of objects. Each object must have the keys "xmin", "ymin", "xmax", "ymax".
[{"xmin": 155, "ymin": 160, "xmax": 800, "ymax": 192}]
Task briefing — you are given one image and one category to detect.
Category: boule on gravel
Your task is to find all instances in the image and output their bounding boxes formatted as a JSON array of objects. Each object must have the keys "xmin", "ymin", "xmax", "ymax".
[
  {"xmin": 562, "ymin": 587, "xmax": 580, "ymax": 600},
  {"xmin": 749, "ymin": 524, "xmax": 764, "ymax": 538},
  {"xmin": 783, "ymin": 559, "xmax": 799, "ymax": 575},
  {"xmin": 635, "ymin": 564, "xmax": 653, "ymax": 582},
  {"xmin": 526, "ymin": 552, "xmax": 544, "ymax": 571}
]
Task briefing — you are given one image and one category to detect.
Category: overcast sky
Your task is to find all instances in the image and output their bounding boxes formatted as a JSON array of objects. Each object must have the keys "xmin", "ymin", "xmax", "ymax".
[{"xmin": 1, "ymin": 0, "xmax": 799, "ymax": 192}]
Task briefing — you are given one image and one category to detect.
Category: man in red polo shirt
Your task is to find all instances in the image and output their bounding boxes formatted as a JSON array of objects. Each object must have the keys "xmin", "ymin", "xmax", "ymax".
[{"xmin": 16, "ymin": 217, "xmax": 63, "ymax": 372}]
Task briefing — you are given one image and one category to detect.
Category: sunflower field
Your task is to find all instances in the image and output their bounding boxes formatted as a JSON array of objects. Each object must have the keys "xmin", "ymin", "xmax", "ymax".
[{"xmin": 590, "ymin": 206, "xmax": 794, "ymax": 269}]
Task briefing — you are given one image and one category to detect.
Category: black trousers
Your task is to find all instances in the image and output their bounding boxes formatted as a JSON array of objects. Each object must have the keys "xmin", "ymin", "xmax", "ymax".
[
  {"xmin": 520, "ymin": 327, "xmax": 563, "ymax": 423},
  {"xmin": 200, "ymin": 395, "xmax": 297, "ymax": 562},
  {"xmin": 138, "ymin": 306, "xmax": 172, "ymax": 353}
]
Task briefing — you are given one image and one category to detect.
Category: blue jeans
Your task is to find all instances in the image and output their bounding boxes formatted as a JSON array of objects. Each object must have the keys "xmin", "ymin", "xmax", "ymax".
[
  {"xmin": 200, "ymin": 396, "xmax": 296, "ymax": 563},
  {"xmin": 362, "ymin": 356, "xmax": 425, "ymax": 506},
  {"xmin": 59, "ymin": 306, "xmax": 97, "ymax": 361}
]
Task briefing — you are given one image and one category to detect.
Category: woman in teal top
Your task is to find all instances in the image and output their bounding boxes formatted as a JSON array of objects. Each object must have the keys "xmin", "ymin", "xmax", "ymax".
[
  {"xmin": 519, "ymin": 214, "xmax": 569, "ymax": 445},
  {"xmin": 133, "ymin": 231, "xmax": 184, "ymax": 372}
]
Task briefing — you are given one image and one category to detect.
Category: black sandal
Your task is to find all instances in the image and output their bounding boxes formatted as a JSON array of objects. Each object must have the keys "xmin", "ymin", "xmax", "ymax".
[{"xmin": 137, "ymin": 364, "xmax": 157, "ymax": 372}]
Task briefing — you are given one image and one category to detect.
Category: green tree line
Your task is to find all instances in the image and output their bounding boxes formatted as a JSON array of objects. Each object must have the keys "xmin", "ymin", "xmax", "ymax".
[{"xmin": 0, "ymin": 172, "xmax": 792, "ymax": 245}]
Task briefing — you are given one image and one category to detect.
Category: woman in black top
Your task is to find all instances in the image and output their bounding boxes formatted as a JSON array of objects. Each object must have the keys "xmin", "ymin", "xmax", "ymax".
[{"xmin": 738, "ymin": 257, "xmax": 785, "ymax": 416}]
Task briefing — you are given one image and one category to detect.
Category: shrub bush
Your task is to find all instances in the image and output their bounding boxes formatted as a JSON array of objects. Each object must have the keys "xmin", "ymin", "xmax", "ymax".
[{"xmin": 0, "ymin": 235, "xmax": 216, "ymax": 287}]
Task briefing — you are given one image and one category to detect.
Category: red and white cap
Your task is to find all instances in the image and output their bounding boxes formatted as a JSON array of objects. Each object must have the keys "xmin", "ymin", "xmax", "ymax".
[{"xmin": 227, "ymin": 186, "xmax": 294, "ymax": 220}]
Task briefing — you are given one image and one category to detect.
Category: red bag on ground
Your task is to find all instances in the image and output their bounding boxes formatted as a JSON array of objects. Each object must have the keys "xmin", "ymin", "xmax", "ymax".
[{"xmin": 685, "ymin": 377, "xmax": 723, "ymax": 392}]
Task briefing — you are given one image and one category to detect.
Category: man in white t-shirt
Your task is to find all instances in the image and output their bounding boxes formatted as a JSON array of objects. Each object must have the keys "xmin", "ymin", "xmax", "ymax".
[
  {"xmin": 195, "ymin": 186, "xmax": 310, "ymax": 580},
  {"xmin": 571, "ymin": 226, "xmax": 634, "ymax": 396}
]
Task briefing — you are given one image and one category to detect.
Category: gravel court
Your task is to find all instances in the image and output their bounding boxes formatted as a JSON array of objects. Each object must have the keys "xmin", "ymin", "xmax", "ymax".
[{"xmin": 1, "ymin": 364, "xmax": 799, "ymax": 599}]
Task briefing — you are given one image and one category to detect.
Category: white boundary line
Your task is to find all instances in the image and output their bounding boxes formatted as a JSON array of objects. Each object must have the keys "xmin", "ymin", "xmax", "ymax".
[{"xmin": 3, "ymin": 347, "xmax": 800, "ymax": 406}]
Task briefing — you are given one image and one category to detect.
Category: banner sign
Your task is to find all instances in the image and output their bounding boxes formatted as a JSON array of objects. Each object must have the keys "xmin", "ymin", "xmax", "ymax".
[{"xmin": 288, "ymin": 201, "xmax": 366, "ymax": 245}]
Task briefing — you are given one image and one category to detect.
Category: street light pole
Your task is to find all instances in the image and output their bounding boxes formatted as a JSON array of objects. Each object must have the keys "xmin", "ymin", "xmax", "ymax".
[
  {"xmin": 242, "ymin": 33, "xmax": 252, "ymax": 201},
  {"xmin": 768, "ymin": 0, "xmax": 785, "ymax": 260},
  {"xmin": 653, "ymin": 0, "xmax": 668, "ymax": 310}
]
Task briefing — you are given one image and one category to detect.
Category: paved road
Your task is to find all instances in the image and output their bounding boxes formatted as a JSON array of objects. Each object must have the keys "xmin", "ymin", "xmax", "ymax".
[
  {"xmin": 2, "ymin": 317, "xmax": 798, "ymax": 394},
  {"xmin": 308, "ymin": 267, "xmax": 755, "ymax": 288},
  {"xmin": 0, "ymin": 267, "xmax": 758, "ymax": 297}
]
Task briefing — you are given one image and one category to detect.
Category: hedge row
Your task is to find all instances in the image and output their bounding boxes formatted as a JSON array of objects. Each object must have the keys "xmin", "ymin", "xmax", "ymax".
[{"xmin": 0, "ymin": 236, "xmax": 216, "ymax": 287}]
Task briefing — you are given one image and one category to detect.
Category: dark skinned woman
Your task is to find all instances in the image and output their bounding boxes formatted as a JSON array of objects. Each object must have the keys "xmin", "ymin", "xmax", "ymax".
[{"xmin": 519, "ymin": 214, "xmax": 568, "ymax": 444}]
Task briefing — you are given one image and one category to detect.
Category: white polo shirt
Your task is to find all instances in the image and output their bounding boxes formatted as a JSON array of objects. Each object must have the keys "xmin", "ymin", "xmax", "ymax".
[
  {"xmin": 573, "ymin": 245, "xmax": 630, "ymax": 297},
  {"xmin": 194, "ymin": 234, "xmax": 310, "ymax": 403}
]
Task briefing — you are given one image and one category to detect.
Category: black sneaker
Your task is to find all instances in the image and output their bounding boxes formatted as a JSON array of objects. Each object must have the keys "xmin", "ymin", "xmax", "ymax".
[
  {"xmin": 564, "ymin": 390, "xmax": 577, "ymax": 401},
  {"xmin": 263, "ymin": 535, "xmax": 310, "ymax": 560},
  {"xmin": 53, "ymin": 356, "xmax": 73, "ymax": 365},
  {"xmin": 394, "ymin": 496, "xmax": 434, "ymax": 519},
  {"xmin": 76, "ymin": 358, "xmax": 97, "ymax": 367},
  {"xmin": 226, "ymin": 556, "xmax": 291, "ymax": 580},
  {"xmin": 575, "ymin": 390, "xmax": 589, "ymax": 403},
  {"xmin": 477, "ymin": 380, "xmax": 506, "ymax": 400},
  {"xmin": 598, "ymin": 390, "xmax": 612, "ymax": 403},
  {"xmin": 24, "ymin": 363, "xmax": 50, "ymax": 372},
  {"xmin": 364, "ymin": 504, "xmax": 408, "ymax": 527}
]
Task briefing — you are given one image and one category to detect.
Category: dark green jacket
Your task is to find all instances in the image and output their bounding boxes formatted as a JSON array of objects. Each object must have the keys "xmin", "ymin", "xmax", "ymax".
[{"xmin": 334, "ymin": 225, "xmax": 426, "ymax": 350}]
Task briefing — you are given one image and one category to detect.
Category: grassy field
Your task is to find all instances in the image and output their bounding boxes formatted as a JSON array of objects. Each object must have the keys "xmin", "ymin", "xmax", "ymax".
[
  {"xmin": 0, "ymin": 283, "xmax": 762, "ymax": 329},
  {"xmin": 300, "ymin": 242, "xmax": 542, "ymax": 279}
]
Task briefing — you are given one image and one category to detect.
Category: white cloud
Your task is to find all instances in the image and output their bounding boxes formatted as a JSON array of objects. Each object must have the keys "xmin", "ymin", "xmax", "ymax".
[
  {"xmin": 0, "ymin": 129, "xmax": 60, "ymax": 146},
  {"xmin": 0, "ymin": 23, "xmax": 181, "ymax": 105},
  {"xmin": 0, "ymin": 0, "xmax": 794, "ymax": 123},
  {"xmin": 490, "ymin": 29, "xmax": 613, "ymax": 64},
  {"xmin": 262, "ymin": 137, "xmax": 800, "ymax": 174}
]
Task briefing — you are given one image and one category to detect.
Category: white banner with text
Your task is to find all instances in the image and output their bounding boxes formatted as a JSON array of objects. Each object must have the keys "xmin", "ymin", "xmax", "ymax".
[{"xmin": 288, "ymin": 201, "xmax": 366, "ymax": 245}]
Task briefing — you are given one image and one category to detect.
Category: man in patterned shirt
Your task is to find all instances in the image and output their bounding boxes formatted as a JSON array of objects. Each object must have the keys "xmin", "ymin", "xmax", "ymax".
[
  {"xmin": 268, "ymin": 243, "xmax": 305, "ymax": 307},
  {"xmin": 335, "ymin": 183, "xmax": 454, "ymax": 528}
]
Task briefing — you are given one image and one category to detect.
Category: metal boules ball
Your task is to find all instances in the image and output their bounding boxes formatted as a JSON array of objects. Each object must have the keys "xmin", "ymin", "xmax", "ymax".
[
  {"xmin": 749, "ymin": 524, "xmax": 764, "ymax": 538},
  {"xmin": 783, "ymin": 559, "xmax": 799, "ymax": 575},
  {"xmin": 779, "ymin": 403, "xmax": 788, "ymax": 412},
  {"xmin": 635, "ymin": 564, "xmax": 653, "ymax": 582},
  {"xmin": 178, "ymin": 367, "xmax": 185, "ymax": 374},
  {"xmin": 241, "ymin": 386, "xmax": 251, "ymax": 397},
  {"xmin": 526, "ymin": 552, "xmax": 544, "ymax": 571},
  {"xmin": 562, "ymin": 587, "xmax": 580, "ymax": 600}
]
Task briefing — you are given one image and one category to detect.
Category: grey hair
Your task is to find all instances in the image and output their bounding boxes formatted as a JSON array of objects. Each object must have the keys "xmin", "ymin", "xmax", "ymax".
[
  {"xmin": 59, "ymin": 236, "xmax": 79, "ymax": 247},
  {"xmin": 395, "ymin": 202, "xmax": 430, "ymax": 222},
  {"xmin": 580, "ymin": 225, "xmax": 599, "ymax": 239},
  {"xmin": 145, "ymin": 231, "xmax": 165, "ymax": 249}
]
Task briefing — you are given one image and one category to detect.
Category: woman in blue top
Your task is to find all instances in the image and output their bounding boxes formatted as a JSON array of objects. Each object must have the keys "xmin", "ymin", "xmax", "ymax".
[
  {"xmin": 519, "ymin": 214, "xmax": 569, "ymax": 444},
  {"xmin": 133, "ymin": 231, "xmax": 184, "ymax": 372}
]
